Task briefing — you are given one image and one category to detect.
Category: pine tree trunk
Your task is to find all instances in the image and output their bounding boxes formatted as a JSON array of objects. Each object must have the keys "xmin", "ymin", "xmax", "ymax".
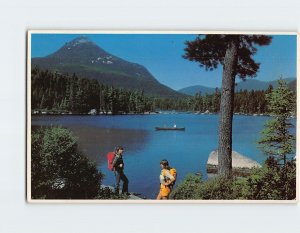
[{"xmin": 218, "ymin": 38, "xmax": 239, "ymax": 177}]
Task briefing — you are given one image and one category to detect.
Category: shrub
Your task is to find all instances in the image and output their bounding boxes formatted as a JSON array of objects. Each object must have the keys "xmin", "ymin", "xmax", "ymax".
[
  {"xmin": 170, "ymin": 174, "xmax": 240, "ymax": 200},
  {"xmin": 199, "ymin": 176, "xmax": 237, "ymax": 200},
  {"xmin": 169, "ymin": 174, "xmax": 203, "ymax": 200},
  {"xmin": 31, "ymin": 126, "xmax": 103, "ymax": 199},
  {"xmin": 170, "ymin": 157, "xmax": 296, "ymax": 200},
  {"xmin": 243, "ymin": 157, "xmax": 296, "ymax": 200}
]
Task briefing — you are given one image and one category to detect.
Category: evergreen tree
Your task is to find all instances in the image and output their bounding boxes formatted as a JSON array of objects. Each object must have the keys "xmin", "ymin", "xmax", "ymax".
[
  {"xmin": 258, "ymin": 79, "xmax": 296, "ymax": 165},
  {"xmin": 184, "ymin": 34, "xmax": 272, "ymax": 176},
  {"xmin": 99, "ymin": 84, "xmax": 105, "ymax": 113},
  {"xmin": 194, "ymin": 93, "xmax": 203, "ymax": 112},
  {"xmin": 112, "ymin": 88, "xmax": 120, "ymax": 114},
  {"xmin": 212, "ymin": 88, "xmax": 221, "ymax": 113}
]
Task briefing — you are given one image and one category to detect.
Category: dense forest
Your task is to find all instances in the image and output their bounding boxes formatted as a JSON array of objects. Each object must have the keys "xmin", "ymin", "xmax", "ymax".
[
  {"xmin": 31, "ymin": 67, "xmax": 296, "ymax": 115},
  {"xmin": 32, "ymin": 67, "xmax": 152, "ymax": 114}
]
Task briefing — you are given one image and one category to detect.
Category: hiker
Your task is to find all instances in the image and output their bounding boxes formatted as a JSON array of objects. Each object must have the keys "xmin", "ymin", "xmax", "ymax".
[
  {"xmin": 156, "ymin": 159, "xmax": 176, "ymax": 200},
  {"xmin": 112, "ymin": 146, "xmax": 129, "ymax": 195}
]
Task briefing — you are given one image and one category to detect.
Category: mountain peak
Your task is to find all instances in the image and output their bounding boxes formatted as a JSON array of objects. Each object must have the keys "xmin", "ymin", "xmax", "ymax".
[
  {"xmin": 69, "ymin": 36, "xmax": 92, "ymax": 43},
  {"xmin": 67, "ymin": 36, "xmax": 93, "ymax": 46},
  {"xmin": 32, "ymin": 37, "xmax": 185, "ymax": 98},
  {"xmin": 47, "ymin": 36, "xmax": 109, "ymax": 62}
]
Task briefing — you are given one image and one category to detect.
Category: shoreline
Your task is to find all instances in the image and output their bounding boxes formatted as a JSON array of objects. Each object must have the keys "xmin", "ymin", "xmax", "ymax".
[{"xmin": 31, "ymin": 110, "xmax": 284, "ymax": 118}]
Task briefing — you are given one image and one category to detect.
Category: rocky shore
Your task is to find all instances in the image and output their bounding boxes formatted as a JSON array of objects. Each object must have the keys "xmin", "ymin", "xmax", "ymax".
[{"xmin": 101, "ymin": 185, "xmax": 143, "ymax": 200}]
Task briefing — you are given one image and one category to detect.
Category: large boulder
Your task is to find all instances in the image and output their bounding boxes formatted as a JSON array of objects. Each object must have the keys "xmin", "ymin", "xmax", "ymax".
[{"xmin": 207, "ymin": 150, "xmax": 262, "ymax": 176}]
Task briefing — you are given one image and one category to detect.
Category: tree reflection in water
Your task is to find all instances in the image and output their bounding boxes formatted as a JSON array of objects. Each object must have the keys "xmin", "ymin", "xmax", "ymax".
[{"xmin": 70, "ymin": 126, "xmax": 149, "ymax": 165}]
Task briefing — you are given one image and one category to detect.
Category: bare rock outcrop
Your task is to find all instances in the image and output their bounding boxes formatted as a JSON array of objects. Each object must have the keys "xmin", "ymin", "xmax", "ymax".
[{"xmin": 207, "ymin": 150, "xmax": 262, "ymax": 176}]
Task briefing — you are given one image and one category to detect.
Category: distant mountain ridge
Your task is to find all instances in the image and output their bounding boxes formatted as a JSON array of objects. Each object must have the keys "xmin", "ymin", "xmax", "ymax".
[
  {"xmin": 32, "ymin": 36, "xmax": 184, "ymax": 98},
  {"xmin": 178, "ymin": 78, "xmax": 296, "ymax": 96},
  {"xmin": 178, "ymin": 85, "xmax": 217, "ymax": 95},
  {"xmin": 235, "ymin": 78, "xmax": 296, "ymax": 92}
]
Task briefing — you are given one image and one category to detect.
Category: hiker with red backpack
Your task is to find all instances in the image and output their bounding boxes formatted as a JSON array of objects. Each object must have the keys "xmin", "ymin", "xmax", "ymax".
[
  {"xmin": 156, "ymin": 159, "xmax": 176, "ymax": 200},
  {"xmin": 107, "ymin": 146, "xmax": 129, "ymax": 195}
]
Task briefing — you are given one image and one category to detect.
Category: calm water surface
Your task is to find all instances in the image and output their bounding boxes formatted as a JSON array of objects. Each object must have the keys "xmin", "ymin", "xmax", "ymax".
[{"xmin": 31, "ymin": 114, "xmax": 296, "ymax": 199}]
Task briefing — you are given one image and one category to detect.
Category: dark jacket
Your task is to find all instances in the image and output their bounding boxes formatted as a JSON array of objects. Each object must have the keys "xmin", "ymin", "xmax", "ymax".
[{"xmin": 112, "ymin": 154, "xmax": 124, "ymax": 172}]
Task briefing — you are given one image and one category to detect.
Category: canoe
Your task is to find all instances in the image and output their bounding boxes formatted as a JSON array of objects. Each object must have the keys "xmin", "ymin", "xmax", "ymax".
[{"xmin": 155, "ymin": 127, "xmax": 185, "ymax": 131}]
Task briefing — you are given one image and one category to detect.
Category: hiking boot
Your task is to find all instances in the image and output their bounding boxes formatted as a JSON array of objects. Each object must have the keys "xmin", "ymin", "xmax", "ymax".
[{"xmin": 114, "ymin": 189, "xmax": 119, "ymax": 195}]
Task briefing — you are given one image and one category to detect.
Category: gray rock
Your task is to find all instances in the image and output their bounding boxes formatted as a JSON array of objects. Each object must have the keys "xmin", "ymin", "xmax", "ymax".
[
  {"xmin": 207, "ymin": 150, "xmax": 262, "ymax": 176},
  {"xmin": 100, "ymin": 185, "xmax": 143, "ymax": 200}
]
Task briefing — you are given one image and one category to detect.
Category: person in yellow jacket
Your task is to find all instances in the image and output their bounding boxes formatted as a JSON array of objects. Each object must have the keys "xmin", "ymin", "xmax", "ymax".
[{"xmin": 156, "ymin": 159, "xmax": 175, "ymax": 200}]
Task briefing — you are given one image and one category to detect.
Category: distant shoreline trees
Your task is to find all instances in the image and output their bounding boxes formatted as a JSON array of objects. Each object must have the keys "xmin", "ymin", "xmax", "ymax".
[
  {"xmin": 31, "ymin": 67, "xmax": 295, "ymax": 116},
  {"xmin": 32, "ymin": 67, "xmax": 152, "ymax": 114}
]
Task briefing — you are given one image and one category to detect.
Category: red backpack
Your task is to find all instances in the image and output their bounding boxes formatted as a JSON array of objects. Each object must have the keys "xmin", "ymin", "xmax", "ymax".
[{"xmin": 107, "ymin": 152, "xmax": 115, "ymax": 171}]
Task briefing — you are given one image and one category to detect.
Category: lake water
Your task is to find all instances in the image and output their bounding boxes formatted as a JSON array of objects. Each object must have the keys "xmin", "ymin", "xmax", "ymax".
[{"xmin": 31, "ymin": 114, "xmax": 296, "ymax": 199}]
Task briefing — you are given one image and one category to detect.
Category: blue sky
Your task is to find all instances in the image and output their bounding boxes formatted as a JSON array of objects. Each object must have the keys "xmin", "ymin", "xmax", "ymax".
[{"xmin": 31, "ymin": 33, "xmax": 297, "ymax": 90}]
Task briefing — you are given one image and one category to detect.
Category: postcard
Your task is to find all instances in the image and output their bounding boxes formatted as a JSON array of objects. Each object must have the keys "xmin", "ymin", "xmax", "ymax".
[{"xmin": 27, "ymin": 31, "xmax": 298, "ymax": 203}]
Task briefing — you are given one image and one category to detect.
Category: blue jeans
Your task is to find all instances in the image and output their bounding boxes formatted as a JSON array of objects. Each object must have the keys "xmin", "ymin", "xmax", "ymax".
[{"xmin": 114, "ymin": 170, "xmax": 129, "ymax": 194}]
